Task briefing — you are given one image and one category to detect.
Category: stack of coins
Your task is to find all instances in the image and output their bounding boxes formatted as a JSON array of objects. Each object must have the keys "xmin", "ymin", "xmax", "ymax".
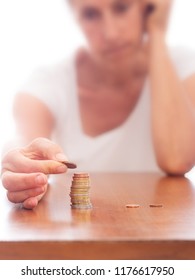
[{"xmin": 70, "ymin": 173, "xmax": 92, "ymax": 209}]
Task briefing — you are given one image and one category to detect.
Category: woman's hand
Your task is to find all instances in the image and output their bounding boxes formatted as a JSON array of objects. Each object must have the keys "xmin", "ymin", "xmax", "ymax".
[
  {"xmin": 1, "ymin": 137, "xmax": 68, "ymax": 209},
  {"xmin": 142, "ymin": 0, "xmax": 173, "ymax": 35}
]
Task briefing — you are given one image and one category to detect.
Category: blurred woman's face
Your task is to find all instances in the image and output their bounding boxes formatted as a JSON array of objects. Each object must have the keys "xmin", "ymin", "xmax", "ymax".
[{"xmin": 71, "ymin": 0, "xmax": 144, "ymax": 65}]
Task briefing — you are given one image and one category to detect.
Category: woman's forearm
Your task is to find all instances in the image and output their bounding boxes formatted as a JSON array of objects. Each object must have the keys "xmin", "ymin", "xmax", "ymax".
[{"xmin": 148, "ymin": 31, "xmax": 195, "ymax": 175}]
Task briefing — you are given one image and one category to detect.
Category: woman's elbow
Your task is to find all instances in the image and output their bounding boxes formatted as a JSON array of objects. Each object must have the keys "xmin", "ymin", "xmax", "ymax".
[{"xmin": 157, "ymin": 157, "xmax": 195, "ymax": 176}]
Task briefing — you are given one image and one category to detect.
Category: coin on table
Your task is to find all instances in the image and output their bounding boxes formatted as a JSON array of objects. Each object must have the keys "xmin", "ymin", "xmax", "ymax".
[
  {"xmin": 126, "ymin": 204, "xmax": 140, "ymax": 208},
  {"xmin": 149, "ymin": 204, "xmax": 163, "ymax": 208},
  {"xmin": 73, "ymin": 173, "xmax": 89, "ymax": 178}
]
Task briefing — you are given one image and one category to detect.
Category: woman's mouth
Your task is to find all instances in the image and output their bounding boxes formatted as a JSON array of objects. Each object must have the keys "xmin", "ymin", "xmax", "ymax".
[{"xmin": 103, "ymin": 43, "xmax": 131, "ymax": 57}]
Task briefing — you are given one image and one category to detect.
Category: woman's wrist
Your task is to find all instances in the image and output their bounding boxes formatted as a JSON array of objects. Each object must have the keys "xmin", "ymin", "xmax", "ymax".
[{"xmin": 147, "ymin": 28, "xmax": 167, "ymax": 60}]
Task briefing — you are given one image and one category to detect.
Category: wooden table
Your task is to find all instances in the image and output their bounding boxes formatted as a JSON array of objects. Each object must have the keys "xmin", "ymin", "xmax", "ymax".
[{"xmin": 0, "ymin": 173, "xmax": 195, "ymax": 260}]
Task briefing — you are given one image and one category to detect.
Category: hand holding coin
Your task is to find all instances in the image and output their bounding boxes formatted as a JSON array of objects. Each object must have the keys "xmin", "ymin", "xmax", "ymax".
[{"xmin": 1, "ymin": 137, "xmax": 72, "ymax": 209}]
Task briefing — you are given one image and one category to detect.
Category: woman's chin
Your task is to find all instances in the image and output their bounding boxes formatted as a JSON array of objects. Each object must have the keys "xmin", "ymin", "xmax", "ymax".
[{"xmin": 101, "ymin": 55, "xmax": 133, "ymax": 71}]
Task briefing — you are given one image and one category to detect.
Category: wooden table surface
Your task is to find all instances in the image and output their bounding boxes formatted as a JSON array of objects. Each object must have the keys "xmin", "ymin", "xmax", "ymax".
[{"xmin": 0, "ymin": 172, "xmax": 195, "ymax": 260}]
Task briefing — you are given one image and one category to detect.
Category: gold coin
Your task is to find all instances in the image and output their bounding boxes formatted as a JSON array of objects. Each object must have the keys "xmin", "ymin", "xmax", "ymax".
[
  {"xmin": 62, "ymin": 161, "xmax": 77, "ymax": 169},
  {"xmin": 71, "ymin": 187, "xmax": 90, "ymax": 189},
  {"xmin": 126, "ymin": 204, "xmax": 140, "ymax": 208},
  {"xmin": 71, "ymin": 200, "xmax": 90, "ymax": 203},
  {"xmin": 71, "ymin": 201, "xmax": 91, "ymax": 204},
  {"xmin": 72, "ymin": 189, "xmax": 89, "ymax": 192},
  {"xmin": 70, "ymin": 197, "xmax": 90, "ymax": 201},
  {"xmin": 70, "ymin": 190, "xmax": 89, "ymax": 194},
  {"xmin": 71, "ymin": 181, "xmax": 90, "ymax": 184},
  {"xmin": 149, "ymin": 204, "xmax": 163, "ymax": 208},
  {"xmin": 71, "ymin": 205, "xmax": 92, "ymax": 209},
  {"xmin": 71, "ymin": 195, "xmax": 89, "ymax": 197},
  {"xmin": 73, "ymin": 173, "xmax": 89, "ymax": 178},
  {"xmin": 72, "ymin": 179, "xmax": 90, "ymax": 184}
]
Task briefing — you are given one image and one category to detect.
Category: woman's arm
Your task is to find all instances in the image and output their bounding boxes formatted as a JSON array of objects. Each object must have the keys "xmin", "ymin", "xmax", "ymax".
[
  {"xmin": 2, "ymin": 93, "xmax": 55, "ymax": 158},
  {"xmin": 1, "ymin": 93, "xmax": 68, "ymax": 209},
  {"xmin": 149, "ymin": 33, "xmax": 195, "ymax": 175},
  {"xmin": 2, "ymin": 93, "xmax": 55, "ymax": 156},
  {"xmin": 144, "ymin": 0, "xmax": 195, "ymax": 175},
  {"xmin": 13, "ymin": 93, "xmax": 55, "ymax": 142}
]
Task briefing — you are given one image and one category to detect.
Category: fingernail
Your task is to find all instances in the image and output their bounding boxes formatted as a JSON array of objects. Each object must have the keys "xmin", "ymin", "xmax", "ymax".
[
  {"xmin": 56, "ymin": 164, "xmax": 67, "ymax": 173},
  {"xmin": 35, "ymin": 174, "xmax": 47, "ymax": 185},
  {"xmin": 55, "ymin": 153, "xmax": 68, "ymax": 162}
]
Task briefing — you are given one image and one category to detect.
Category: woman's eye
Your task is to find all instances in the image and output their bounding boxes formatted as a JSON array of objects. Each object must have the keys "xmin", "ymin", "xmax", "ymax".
[{"xmin": 82, "ymin": 8, "xmax": 100, "ymax": 20}]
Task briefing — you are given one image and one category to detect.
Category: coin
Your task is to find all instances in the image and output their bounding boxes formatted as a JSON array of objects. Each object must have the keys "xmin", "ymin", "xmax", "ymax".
[
  {"xmin": 71, "ymin": 183, "xmax": 90, "ymax": 187},
  {"xmin": 71, "ymin": 204, "xmax": 92, "ymax": 209},
  {"xmin": 71, "ymin": 179, "xmax": 90, "ymax": 183},
  {"xmin": 70, "ymin": 190, "xmax": 90, "ymax": 193},
  {"xmin": 63, "ymin": 161, "xmax": 77, "ymax": 169},
  {"xmin": 149, "ymin": 204, "xmax": 163, "ymax": 208},
  {"xmin": 126, "ymin": 204, "xmax": 140, "ymax": 208},
  {"xmin": 73, "ymin": 173, "xmax": 89, "ymax": 178}
]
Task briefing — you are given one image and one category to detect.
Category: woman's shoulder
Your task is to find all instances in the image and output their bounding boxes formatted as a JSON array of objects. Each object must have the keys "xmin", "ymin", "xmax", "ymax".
[
  {"xmin": 19, "ymin": 52, "xmax": 78, "ymax": 118},
  {"xmin": 33, "ymin": 53, "xmax": 76, "ymax": 82},
  {"xmin": 20, "ymin": 51, "xmax": 77, "ymax": 96}
]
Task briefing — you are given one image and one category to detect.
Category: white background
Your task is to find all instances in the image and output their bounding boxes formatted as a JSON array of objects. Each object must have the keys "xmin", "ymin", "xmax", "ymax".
[{"xmin": 0, "ymin": 0, "xmax": 195, "ymax": 180}]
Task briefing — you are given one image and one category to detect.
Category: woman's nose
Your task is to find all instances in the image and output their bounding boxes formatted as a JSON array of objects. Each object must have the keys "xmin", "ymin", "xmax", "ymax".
[{"xmin": 102, "ymin": 15, "xmax": 120, "ymax": 43}]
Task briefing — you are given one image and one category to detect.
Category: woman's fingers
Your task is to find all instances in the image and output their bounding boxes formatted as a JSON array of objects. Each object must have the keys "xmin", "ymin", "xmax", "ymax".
[
  {"xmin": 22, "ymin": 137, "xmax": 68, "ymax": 162},
  {"xmin": 1, "ymin": 171, "xmax": 47, "ymax": 191},
  {"xmin": 23, "ymin": 197, "xmax": 39, "ymax": 210},
  {"xmin": 2, "ymin": 171, "xmax": 48, "ymax": 205},
  {"xmin": 2, "ymin": 149, "xmax": 68, "ymax": 175},
  {"xmin": 22, "ymin": 190, "xmax": 47, "ymax": 209},
  {"xmin": 1, "ymin": 137, "xmax": 69, "ymax": 175},
  {"xmin": 7, "ymin": 185, "xmax": 46, "ymax": 204},
  {"xmin": 0, "ymin": 137, "xmax": 71, "ymax": 209}
]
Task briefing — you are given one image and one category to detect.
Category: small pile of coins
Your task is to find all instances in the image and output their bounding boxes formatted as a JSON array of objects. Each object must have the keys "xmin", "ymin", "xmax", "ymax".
[
  {"xmin": 70, "ymin": 173, "xmax": 92, "ymax": 209},
  {"xmin": 125, "ymin": 204, "xmax": 163, "ymax": 208}
]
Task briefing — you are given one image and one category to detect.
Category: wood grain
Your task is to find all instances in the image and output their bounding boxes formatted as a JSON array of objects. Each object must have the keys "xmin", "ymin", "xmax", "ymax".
[{"xmin": 0, "ymin": 173, "xmax": 195, "ymax": 259}]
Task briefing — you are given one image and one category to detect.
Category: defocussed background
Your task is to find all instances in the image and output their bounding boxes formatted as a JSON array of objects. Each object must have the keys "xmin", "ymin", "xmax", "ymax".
[{"xmin": 0, "ymin": 0, "xmax": 195, "ymax": 179}]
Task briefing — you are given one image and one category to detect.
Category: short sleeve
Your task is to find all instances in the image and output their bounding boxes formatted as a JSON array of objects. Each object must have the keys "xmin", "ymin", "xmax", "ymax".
[
  {"xmin": 18, "ymin": 58, "xmax": 75, "ymax": 119},
  {"xmin": 169, "ymin": 47, "xmax": 195, "ymax": 79}
]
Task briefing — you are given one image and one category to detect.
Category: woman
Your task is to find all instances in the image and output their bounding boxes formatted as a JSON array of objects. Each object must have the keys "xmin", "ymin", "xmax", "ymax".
[{"xmin": 1, "ymin": 0, "xmax": 195, "ymax": 209}]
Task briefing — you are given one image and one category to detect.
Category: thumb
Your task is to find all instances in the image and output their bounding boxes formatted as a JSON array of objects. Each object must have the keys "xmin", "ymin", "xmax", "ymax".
[{"xmin": 23, "ymin": 137, "xmax": 68, "ymax": 162}]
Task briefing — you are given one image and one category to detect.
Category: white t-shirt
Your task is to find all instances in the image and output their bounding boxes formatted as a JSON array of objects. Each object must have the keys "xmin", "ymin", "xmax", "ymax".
[{"xmin": 20, "ymin": 47, "xmax": 195, "ymax": 173}]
